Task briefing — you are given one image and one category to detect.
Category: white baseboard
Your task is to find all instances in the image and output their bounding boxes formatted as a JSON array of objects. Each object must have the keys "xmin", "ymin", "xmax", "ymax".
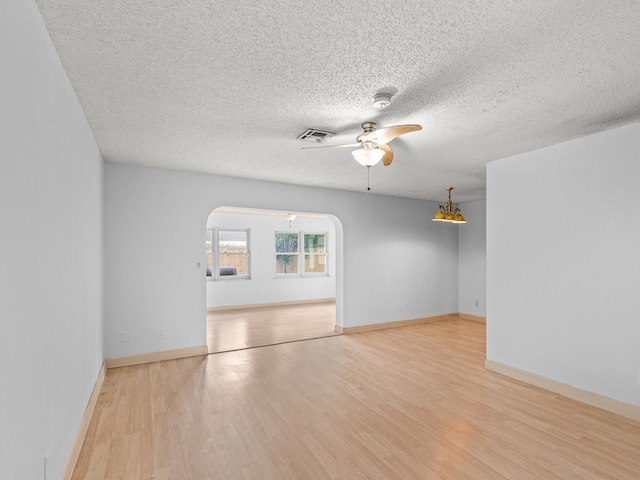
[
  {"xmin": 337, "ymin": 312, "xmax": 485, "ymax": 335},
  {"xmin": 485, "ymin": 359, "xmax": 640, "ymax": 422},
  {"xmin": 458, "ymin": 313, "xmax": 486, "ymax": 323},
  {"xmin": 106, "ymin": 345, "xmax": 209, "ymax": 368},
  {"xmin": 340, "ymin": 313, "xmax": 459, "ymax": 334},
  {"xmin": 61, "ymin": 362, "xmax": 106, "ymax": 480},
  {"xmin": 207, "ymin": 298, "xmax": 335, "ymax": 312}
]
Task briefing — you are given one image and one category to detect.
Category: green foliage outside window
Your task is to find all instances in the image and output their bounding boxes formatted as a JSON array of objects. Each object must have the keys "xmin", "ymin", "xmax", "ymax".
[{"xmin": 275, "ymin": 233, "xmax": 299, "ymax": 274}]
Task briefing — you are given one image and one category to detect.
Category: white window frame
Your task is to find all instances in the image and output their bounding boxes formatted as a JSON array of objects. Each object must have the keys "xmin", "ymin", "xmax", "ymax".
[
  {"xmin": 211, "ymin": 228, "xmax": 251, "ymax": 280},
  {"xmin": 206, "ymin": 229, "xmax": 214, "ymax": 278},
  {"xmin": 274, "ymin": 231, "xmax": 301, "ymax": 277},
  {"xmin": 274, "ymin": 231, "xmax": 329, "ymax": 278},
  {"xmin": 302, "ymin": 232, "xmax": 328, "ymax": 277}
]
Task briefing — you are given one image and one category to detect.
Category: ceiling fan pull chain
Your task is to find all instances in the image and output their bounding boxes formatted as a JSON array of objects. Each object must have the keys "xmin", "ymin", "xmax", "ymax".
[{"xmin": 367, "ymin": 166, "xmax": 371, "ymax": 193}]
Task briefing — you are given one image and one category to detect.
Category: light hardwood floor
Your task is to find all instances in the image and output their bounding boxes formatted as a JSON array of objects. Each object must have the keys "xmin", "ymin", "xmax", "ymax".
[
  {"xmin": 72, "ymin": 319, "xmax": 640, "ymax": 479},
  {"xmin": 207, "ymin": 301, "xmax": 338, "ymax": 353}
]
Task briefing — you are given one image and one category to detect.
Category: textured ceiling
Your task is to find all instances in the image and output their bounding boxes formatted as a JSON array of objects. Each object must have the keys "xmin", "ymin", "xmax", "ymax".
[{"xmin": 35, "ymin": 0, "xmax": 640, "ymax": 202}]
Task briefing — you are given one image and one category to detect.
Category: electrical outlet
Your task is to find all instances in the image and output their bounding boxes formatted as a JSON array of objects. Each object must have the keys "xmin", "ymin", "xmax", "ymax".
[
  {"xmin": 158, "ymin": 328, "xmax": 165, "ymax": 338},
  {"xmin": 475, "ymin": 300, "xmax": 479, "ymax": 307},
  {"xmin": 120, "ymin": 330, "xmax": 128, "ymax": 342},
  {"xmin": 398, "ymin": 303, "xmax": 402, "ymax": 312}
]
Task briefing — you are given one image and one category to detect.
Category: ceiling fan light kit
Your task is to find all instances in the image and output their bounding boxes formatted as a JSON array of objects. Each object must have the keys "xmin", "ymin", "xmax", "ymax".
[
  {"xmin": 433, "ymin": 187, "xmax": 466, "ymax": 224},
  {"xmin": 352, "ymin": 144, "xmax": 384, "ymax": 166}
]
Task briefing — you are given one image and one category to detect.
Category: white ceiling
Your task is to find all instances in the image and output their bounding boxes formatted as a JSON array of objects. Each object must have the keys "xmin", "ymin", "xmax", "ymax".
[{"xmin": 35, "ymin": 0, "xmax": 640, "ymax": 202}]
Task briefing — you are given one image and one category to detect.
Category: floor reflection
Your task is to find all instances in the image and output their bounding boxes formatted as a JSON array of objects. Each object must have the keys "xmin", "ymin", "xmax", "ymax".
[{"xmin": 207, "ymin": 300, "xmax": 338, "ymax": 353}]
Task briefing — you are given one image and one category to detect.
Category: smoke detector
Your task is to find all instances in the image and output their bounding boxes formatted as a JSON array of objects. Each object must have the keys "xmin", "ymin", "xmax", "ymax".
[{"xmin": 373, "ymin": 92, "xmax": 393, "ymax": 109}]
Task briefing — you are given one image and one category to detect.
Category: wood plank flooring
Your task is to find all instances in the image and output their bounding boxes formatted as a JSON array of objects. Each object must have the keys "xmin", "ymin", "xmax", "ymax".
[
  {"xmin": 207, "ymin": 301, "xmax": 338, "ymax": 354},
  {"xmin": 72, "ymin": 319, "xmax": 640, "ymax": 479}
]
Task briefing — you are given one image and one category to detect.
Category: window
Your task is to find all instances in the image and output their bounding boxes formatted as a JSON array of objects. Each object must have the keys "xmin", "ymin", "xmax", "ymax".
[
  {"xmin": 275, "ymin": 232, "xmax": 328, "ymax": 276},
  {"xmin": 207, "ymin": 229, "xmax": 250, "ymax": 279},
  {"xmin": 275, "ymin": 232, "xmax": 299, "ymax": 275},
  {"xmin": 303, "ymin": 233, "xmax": 327, "ymax": 274}
]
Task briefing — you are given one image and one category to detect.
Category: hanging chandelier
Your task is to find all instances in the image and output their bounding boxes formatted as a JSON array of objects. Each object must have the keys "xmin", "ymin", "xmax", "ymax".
[{"xmin": 432, "ymin": 187, "xmax": 466, "ymax": 224}]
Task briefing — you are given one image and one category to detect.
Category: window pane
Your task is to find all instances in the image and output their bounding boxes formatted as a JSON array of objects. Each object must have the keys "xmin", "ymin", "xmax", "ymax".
[
  {"xmin": 276, "ymin": 254, "xmax": 299, "ymax": 274},
  {"xmin": 304, "ymin": 254, "xmax": 326, "ymax": 273},
  {"xmin": 275, "ymin": 233, "xmax": 298, "ymax": 253},
  {"xmin": 218, "ymin": 253, "xmax": 247, "ymax": 276},
  {"xmin": 304, "ymin": 234, "xmax": 326, "ymax": 254},
  {"xmin": 216, "ymin": 229, "xmax": 250, "ymax": 278},
  {"xmin": 219, "ymin": 230, "xmax": 247, "ymax": 253}
]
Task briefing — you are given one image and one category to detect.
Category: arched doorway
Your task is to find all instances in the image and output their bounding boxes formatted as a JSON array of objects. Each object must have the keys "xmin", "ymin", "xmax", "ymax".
[{"xmin": 205, "ymin": 206, "xmax": 343, "ymax": 353}]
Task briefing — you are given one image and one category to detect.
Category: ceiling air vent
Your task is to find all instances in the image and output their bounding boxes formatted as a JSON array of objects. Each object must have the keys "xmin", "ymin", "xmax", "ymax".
[{"xmin": 297, "ymin": 128, "xmax": 336, "ymax": 143}]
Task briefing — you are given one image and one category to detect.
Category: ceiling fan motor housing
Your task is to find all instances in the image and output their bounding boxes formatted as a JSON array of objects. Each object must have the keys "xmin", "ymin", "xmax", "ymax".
[{"xmin": 356, "ymin": 122, "xmax": 377, "ymax": 143}]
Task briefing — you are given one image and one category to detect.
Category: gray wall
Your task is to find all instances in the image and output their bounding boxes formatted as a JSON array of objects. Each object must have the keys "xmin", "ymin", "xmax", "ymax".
[
  {"xmin": 0, "ymin": 1, "xmax": 104, "ymax": 478},
  {"xmin": 487, "ymin": 122, "xmax": 640, "ymax": 407},
  {"xmin": 458, "ymin": 200, "xmax": 487, "ymax": 316},
  {"xmin": 105, "ymin": 163, "xmax": 460, "ymax": 358}
]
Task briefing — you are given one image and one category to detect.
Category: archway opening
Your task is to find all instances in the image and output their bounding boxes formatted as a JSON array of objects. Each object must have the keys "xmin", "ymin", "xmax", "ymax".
[{"xmin": 205, "ymin": 206, "xmax": 343, "ymax": 353}]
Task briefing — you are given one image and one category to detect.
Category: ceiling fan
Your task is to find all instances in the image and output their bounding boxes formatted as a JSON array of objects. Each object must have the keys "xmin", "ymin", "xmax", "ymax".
[{"xmin": 303, "ymin": 121, "xmax": 422, "ymax": 167}]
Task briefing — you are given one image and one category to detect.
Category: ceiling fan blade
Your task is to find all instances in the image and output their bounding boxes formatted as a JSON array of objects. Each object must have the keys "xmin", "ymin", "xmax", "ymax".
[
  {"xmin": 360, "ymin": 124, "xmax": 422, "ymax": 144},
  {"xmin": 379, "ymin": 144, "xmax": 394, "ymax": 166},
  {"xmin": 301, "ymin": 142, "xmax": 360, "ymax": 150}
]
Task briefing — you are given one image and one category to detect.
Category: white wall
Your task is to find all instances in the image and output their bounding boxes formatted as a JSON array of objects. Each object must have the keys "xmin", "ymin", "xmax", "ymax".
[
  {"xmin": 105, "ymin": 163, "xmax": 459, "ymax": 358},
  {"xmin": 458, "ymin": 200, "xmax": 487, "ymax": 316},
  {"xmin": 206, "ymin": 210, "xmax": 336, "ymax": 308},
  {"xmin": 0, "ymin": 1, "xmax": 104, "ymax": 479},
  {"xmin": 487, "ymin": 122, "xmax": 640, "ymax": 407}
]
